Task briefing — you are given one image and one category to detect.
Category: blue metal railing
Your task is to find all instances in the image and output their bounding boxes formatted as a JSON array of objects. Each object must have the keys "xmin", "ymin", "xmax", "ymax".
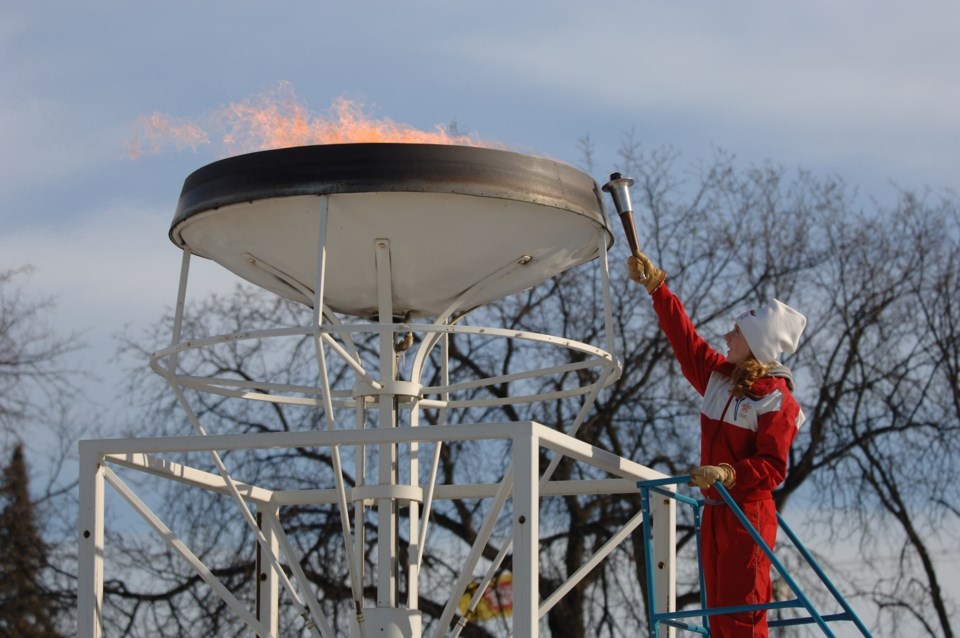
[{"xmin": 636, "ymin": 475, "xmax": 874, "ymax": 637}]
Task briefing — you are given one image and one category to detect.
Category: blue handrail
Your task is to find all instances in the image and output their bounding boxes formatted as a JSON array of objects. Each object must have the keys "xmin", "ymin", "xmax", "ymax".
[{"xmin": 636, "ymin": 476, "xmax": 874, "ymax": 637}]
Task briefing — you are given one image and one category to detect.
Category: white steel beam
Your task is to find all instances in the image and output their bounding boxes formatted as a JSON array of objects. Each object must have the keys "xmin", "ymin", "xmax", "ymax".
[
  {"xmin": 257, "ymin": 505, "xmax": 281, "ymax": 638},
  {"xmin": 77, "ymin": 442, "xmax": 104, "ymax": 638},
  {"xmin": 375, "ymin": 237, "xmax": 398, "ymax": 609},
  {"xmin": 651, "ymin": 491, "xmax": 677, "ymax": 638},
  {"xmin": 104, "ymin": 452, "xmax": 274, "ymax": 504},
  {"xmin": 513, "ymin": 424, "xmax": 539, "ymax": 638},
  {"xmin": 537, "ymin": 425, "xmax": 668, "ymax": 482}
]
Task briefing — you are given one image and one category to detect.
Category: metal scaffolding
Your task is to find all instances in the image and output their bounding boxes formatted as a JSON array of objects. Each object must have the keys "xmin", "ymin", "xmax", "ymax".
[{"xmin": 78, "ymin": 147, "xmax": 679, "ymax": 637}]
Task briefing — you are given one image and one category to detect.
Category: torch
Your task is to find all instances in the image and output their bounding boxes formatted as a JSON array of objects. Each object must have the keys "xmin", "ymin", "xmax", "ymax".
[{"xmin": 602, "ymin": 172, "xmax": 640, "ymax": 256}]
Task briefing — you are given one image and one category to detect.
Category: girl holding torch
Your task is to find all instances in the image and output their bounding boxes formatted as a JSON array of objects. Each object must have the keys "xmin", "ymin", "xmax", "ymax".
[{"xmin": 627, "ymin": 250, "xmax": 806, "ymax": 638}]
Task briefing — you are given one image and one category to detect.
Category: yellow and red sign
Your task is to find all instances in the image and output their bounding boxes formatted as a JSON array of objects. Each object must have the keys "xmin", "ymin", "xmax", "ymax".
[{"xmin": 458, "ymin": 571, "xmax": 514, "ymax": 621}]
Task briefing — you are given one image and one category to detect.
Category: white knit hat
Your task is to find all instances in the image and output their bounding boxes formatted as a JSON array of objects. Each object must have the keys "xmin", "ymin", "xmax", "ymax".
[{"xmin": 735, "ymin": 299, "xmax": 807, "ymax": 364}]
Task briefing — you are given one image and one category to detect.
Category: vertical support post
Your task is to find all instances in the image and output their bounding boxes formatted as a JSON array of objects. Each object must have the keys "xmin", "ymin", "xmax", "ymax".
[
  {"xmin": 257, "ymin": 505, "xmax": 281, "ymax": 638},
  {"xmin": 168, "ymin": 247, "xmax": 192, "ymax": 372},
  {"xmin": 597, "ymin": 231, "xmax": 618, "ymax": 364},
  {"xmin": 407, "ymin": 404, "xmax": 420, "ymax": 609},
  {"xmin": 314, "ymin": 195, "xmax": 364, "ymax": 621},
  {"xmin": 650, "ymin": 491, "xmax": 677, "ymax": 638},
  {"xmin": 77, "ymin": 442, "xmax": 104, "ymax": 638},
  {"xmin": 375, "ymin": 238, "xmax": 398, "ymax": 608},
  {"xmin": 355, "ymin": 403, "xmax": 366, "ymax": 596},
  {"xmin": 513, "ymin": 424, "xmax": 539, "ymax": 638},
  {"xmin": 312, "ymin": 196, "xmax": 330, "ymax": 330}
]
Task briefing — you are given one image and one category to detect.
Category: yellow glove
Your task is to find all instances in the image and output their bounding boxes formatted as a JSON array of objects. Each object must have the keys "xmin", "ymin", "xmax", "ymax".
[
  {"xmin": 627, "ymin": 251, "xmax": 666, "ymax": 294},
  {"xmin": 689, "ymin": 464, "xmax": 736, "ymax": 489}
]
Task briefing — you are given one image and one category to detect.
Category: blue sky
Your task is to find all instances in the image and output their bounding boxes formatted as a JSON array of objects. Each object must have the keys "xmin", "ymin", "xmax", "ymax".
[{"xmin": 1, "ymin": 0, "xmax": 958, "ymax": 418}]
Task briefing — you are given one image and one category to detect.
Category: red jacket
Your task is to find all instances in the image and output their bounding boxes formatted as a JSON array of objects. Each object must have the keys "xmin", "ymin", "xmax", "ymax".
[{"xmin": 651, "ymin": 284, "xmax": 804, "ymax": 503}]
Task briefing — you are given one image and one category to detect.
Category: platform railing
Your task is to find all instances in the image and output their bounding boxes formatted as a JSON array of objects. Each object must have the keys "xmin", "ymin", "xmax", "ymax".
[{"xmin": 636, "ymin": 476, "xmax": 874, "ymax": 638}]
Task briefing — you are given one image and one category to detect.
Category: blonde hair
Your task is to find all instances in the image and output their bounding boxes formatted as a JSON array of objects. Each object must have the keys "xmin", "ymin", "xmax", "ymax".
[{"xmin": 730, "ymin": 357, "xmax": 770, "ymax": 398}]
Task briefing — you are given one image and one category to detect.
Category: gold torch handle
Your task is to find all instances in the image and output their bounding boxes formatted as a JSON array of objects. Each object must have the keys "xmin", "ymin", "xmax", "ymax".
[{"xmin": 618, "ymin": 210, "xmax": 641, "ymax": 257}]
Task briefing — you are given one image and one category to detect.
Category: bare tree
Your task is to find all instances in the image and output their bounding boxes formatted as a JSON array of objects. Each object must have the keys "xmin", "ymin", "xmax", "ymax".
[
  {"xmin": 786, "ymin": 190, "xmax": 960, "ymax": 637},
  {"xmin": 0, "ymin": 443, "xmax": 64, "ymax": 636},
  {"xmin": 0, "ymin": 266, "xmax": 86, "ymax": 635},
  {"xmin": 0, "ymin": 267, "xmax": 79, "ymax": 432},
  {"xmin": 102, "ymin": 145, "xmax": 958, "ymax": 637}
]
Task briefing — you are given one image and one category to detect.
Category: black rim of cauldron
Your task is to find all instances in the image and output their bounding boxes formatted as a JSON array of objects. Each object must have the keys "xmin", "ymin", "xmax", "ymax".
[{"xmin": 170, "ymin": 143, "xmax": 610, "ymax": 247}]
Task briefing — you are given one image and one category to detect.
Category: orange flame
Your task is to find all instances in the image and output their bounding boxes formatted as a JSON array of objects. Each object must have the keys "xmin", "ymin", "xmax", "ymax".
[
  {"xmin": 130, "ymin": 82, "xmax": 502, "ymax": 159},
  {"xmin": 128, "ymin": 113, "xmax": 210, "ymax": 159}
]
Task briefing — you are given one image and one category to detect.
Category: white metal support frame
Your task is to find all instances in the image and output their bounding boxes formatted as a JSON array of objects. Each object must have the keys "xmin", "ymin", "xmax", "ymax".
[
  {"xmin": 79, "ymin": 175, "xmax": 679, "ymax": 636},
  {"xmin": 78, "ymin": 423, "xmax": 674, "ymax": 637},
  {"xmin": 79, "ymin": 240, "xmax": 675, "ymax": 638}
]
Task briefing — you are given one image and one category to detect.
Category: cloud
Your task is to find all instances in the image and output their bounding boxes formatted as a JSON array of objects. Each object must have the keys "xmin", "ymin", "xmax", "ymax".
[
  {"xmin": 2, "ymin": 204, "xmax": 185, "ymax": 323},
  {"xmin": 0, "ymin": 93, "xmax": 94, "ymax": 188},
  {"xmin": 0, "ymin": 201, "xmax": 236, "ymax": 407},
  {"xmin": 448, "ymin": 1, "xmax": 960, "ymax": 190}
]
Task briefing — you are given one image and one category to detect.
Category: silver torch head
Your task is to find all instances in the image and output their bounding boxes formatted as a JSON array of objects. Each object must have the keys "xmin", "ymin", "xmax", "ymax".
[
  {"xmin": 602, "ymin": 172, "xmax": 640, "ymax": 256},
  {"xmin": 602, "ymin": 172, "xmax": 635, "ymax": 215}
]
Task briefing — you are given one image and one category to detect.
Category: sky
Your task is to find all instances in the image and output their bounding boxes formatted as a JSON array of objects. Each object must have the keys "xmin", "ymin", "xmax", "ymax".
[
  {"xmin": 0, "ymin": 0, "xmax": 954, "ymax": 432},
  {"xmin": 2, "ymin": 1, "xmax": 959, "ymax": 421},
  {"xmin": 2, "ymin": 1, "xmax": 958, "ymax": 628}
]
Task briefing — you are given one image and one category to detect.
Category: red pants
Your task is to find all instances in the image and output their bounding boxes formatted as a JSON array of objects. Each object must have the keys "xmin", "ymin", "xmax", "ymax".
[{"xmin": 701, "ymin": 500, "xmax": 777, "ymax": 638}]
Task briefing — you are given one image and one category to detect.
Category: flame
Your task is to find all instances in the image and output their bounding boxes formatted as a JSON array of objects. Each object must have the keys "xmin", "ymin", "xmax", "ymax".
[
  {"xmin": 130, "ymin": 82, "xmax": 501, "ymax": 159},
  {"xmin": 128, "ymin": 113, "xmax": 210, "ymax": 159}
]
